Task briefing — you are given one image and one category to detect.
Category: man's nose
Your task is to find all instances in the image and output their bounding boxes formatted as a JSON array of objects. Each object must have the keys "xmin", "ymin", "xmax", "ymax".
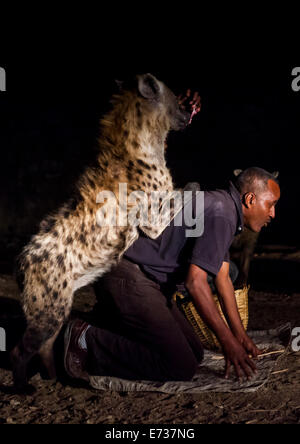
[{"xmin": 270, "ymin": 206, "xmax": 275, "ymax": 218}]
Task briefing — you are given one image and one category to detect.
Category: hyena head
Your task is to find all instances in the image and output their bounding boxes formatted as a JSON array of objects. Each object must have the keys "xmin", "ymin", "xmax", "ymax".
[
  {"xmin": 116, "ymin": 73, "xmax": 190, "ymax": 132},
  {"xmin": 136, "ymin": 73, "xmax": 190, "ymax": 131}
]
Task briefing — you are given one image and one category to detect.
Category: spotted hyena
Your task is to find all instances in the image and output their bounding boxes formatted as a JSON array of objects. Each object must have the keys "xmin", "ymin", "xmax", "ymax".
[{"xmin": 11, "ymin": 73, "xmax": 190, "ymax": 393}]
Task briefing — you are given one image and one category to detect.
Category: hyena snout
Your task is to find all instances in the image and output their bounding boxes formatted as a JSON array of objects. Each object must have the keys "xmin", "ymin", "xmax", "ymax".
[{"xmin": 171, "ymin": 109, "xmax": 190, "ymax": 131}]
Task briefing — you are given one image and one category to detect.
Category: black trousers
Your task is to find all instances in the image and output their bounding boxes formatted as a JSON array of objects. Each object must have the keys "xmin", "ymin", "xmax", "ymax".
[{"xmin": 86, "ymin": 258, "xmax": 204, "ymax": 382}]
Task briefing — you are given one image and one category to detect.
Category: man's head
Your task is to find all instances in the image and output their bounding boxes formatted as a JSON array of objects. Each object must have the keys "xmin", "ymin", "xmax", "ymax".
[{"xmin": 234, "ymin": 167, "xmax": 281, "ymax": 232}]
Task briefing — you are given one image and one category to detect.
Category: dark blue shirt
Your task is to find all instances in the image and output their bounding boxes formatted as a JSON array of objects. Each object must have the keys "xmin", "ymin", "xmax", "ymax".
[{"xmin": 124, "ymin": 181, "xmax": 243, "ymax": 286}]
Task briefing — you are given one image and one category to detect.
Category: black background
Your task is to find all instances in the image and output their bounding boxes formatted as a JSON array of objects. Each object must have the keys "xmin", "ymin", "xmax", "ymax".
[{"xmin": 1, "ymin": 36, "xmax": 300, "ymax": 264}]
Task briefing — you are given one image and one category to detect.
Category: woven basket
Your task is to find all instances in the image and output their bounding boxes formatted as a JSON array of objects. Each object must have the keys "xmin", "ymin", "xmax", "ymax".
[{"xmin": 173, "ymin": 286, "xmax": 249, "ymax": 351}]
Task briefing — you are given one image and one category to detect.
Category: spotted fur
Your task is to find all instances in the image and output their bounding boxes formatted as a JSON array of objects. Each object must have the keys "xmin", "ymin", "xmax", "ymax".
[{"xmin": 11, "ymin": 73, "xmax": 190, "ymax": 392}]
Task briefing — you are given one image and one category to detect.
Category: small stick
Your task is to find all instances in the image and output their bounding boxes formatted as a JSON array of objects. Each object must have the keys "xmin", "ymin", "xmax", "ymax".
[
  {"xmin": 212, "ymin": 349, "xmax": 285, "ymax": 360},
  {"xmin": 257, "ymin": 349, "xmax": 285, "ymax": 358},
  {"xmin": 271, "ymin": 368, "xmax": 289, "ymax": 375}
]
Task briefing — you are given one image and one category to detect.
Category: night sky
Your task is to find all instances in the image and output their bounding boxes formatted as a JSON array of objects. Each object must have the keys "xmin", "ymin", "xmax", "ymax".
[{"xmin": 1, "ymin": 47, "xmax": 300, "ymax": 253}]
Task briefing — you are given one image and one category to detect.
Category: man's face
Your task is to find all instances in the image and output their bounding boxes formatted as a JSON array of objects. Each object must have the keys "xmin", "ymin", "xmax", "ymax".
[{"xmin": 243, "ymin": 179, "xmax": 281, "ymax": 232}]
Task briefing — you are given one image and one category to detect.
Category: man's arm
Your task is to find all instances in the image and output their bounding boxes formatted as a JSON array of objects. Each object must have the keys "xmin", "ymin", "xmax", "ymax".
[
  {"xmin": 185, "ymin": 264, "xmax": 257, "ymax": 380},
  {"xmin": 215, "ymin": 261, "xmax": 262, "ymax": 358}
]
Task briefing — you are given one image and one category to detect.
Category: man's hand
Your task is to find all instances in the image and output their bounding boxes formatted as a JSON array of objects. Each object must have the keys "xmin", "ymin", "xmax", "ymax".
[
  {"xmin": 236, "ymin": 333, "xmax": 262, "ymax": 358},
  {"xmin": 177, "ymin": 89, "xmax": 201, "ymax": 124},
  {"xmin": 185, "ymin": 264, "xmax": 257, "ymax": 381},
  {"xmin": 223, "ymin": 336, "xmax": 257, "ymax": 381},
  {"xmin": 215, "ymin": 262, "xmax": 262, "ymax": 359}
]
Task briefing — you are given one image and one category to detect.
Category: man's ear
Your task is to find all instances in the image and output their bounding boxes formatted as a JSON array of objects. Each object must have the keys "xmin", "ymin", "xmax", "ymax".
[
  {"xmin": 243, "ymin": 192, "xmax": 256, "ymax": 208},
  {"xmin": 137, "ymin": 73, "xmax": 161, "ymax": 100}
]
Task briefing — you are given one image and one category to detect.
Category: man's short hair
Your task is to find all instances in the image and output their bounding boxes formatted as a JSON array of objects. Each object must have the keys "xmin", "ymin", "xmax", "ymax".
[{"xmin": 234, "ymin": 167, "xmax": 279, "ymax": 195}]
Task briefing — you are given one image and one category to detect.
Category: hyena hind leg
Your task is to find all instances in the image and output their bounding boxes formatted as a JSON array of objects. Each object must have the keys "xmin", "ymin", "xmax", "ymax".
[
  {"xmin": 39, "ymin": 329, "xmax": 62, "ymax": 380},
  {"xmin": 10, "ymin": 325, "xmax": 54, "ymax": 394},
  {"xmin": 10, "ymin": 316, "xmax": 65, "ymax": 393}
]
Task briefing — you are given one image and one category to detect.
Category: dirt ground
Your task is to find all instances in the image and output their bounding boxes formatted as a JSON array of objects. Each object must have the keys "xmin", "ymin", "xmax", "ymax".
[{"xmin": 0, "ymin": 248, "xmax": 300, "ymax": 424}]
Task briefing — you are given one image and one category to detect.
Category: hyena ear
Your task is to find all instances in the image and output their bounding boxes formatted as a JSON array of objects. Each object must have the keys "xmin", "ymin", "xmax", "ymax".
[
  {"xmin": 115, "ymin": 79, "xmax": 124, "ymax": 91},
  {"xmin": 233, "ymin": 169, "xmax": 243, "ymax": 176},
  {"xmin": 272, "ymin": 171, "xmax": 279, "ymax": 179},
  {"xmin": 137, "ymin": 73, "xmax": 161, "ymax": 100}
]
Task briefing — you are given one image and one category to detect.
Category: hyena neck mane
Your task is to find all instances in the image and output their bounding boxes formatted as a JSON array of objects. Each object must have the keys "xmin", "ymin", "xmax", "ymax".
[{"xmin": 97, "ymin": 91, "xmax": 170, "ymax": 166}]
